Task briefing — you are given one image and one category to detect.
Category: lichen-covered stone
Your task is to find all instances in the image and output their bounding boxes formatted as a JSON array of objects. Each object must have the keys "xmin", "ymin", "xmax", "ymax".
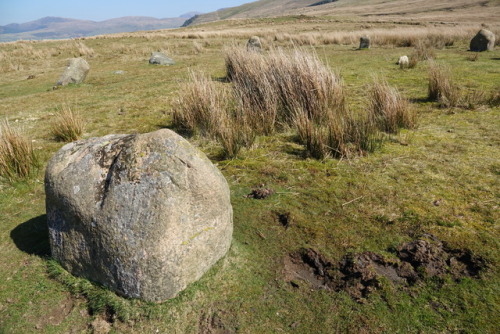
[
  {"xmin": 56, "ymin": 58, "xmax": 90, "ymax": 86},
  {"xmin": 45, "ymin": 129, "xmax": 232, "ymax": 302},
  {"xmin": 149, "ymin": 52, "xmax": 175, "ymax": 65},
  {"xmin": 470, "ymin": 29, "xmax": 495, "ymax": 52}
]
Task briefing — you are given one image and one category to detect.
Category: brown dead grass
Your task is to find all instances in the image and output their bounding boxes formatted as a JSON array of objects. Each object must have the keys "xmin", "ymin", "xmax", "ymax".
[
  {"xmin": 0, "ymin": 120, "xmax": 38, "ymax": 180},
  {"xmin": 428, "ymin": 62, "xmax": 461, "ymax": 108},
  {"xmin": 368, "ymin": 78, "xmax": 416, "ymax": 133},
  {"xmin": 51, "ymin": 105, "xmax": 85, "ymax": 142}
]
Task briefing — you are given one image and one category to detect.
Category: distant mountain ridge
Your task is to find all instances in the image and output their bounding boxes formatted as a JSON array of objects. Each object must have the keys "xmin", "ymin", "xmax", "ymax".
[
  {"xmin": 0, "ymin": 14, "xmax": 198, "ymax": 42},
  {"xmin": 183, "ymin": 0, "xmax": 500, "ymax": 26}
]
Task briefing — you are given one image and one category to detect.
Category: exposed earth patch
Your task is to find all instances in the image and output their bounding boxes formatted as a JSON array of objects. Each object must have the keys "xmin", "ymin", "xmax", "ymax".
[{"xmin": 284, "ymin": 234, "xmax": 486, "ymax": 301}]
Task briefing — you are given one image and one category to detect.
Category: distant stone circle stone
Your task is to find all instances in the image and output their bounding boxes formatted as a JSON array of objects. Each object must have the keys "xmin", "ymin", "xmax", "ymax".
[
  {"xmin": 55, "ymin": 57, "xmax": 90, "ymax": 86},
  {"xmin": 470, "ymin": 29, "xmax": 495, "ymax": 52},
  {"xmin": 359, "ymin": 36, "xmax": 370, "ymax": 49},
  {"xmin": 45, "ymin": 129, "xmax": 233, "ymax": 302},
  {"xmin": 149, "ymin": 52, "xmax": 175, "ymax": 65},
  {"xmin": 247, "ymin": 36, "xmax": 262, "ymax": 52}
]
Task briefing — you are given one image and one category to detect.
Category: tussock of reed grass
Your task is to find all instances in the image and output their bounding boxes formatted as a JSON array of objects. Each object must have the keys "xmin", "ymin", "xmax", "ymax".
[
  {"xmin": 173, "ymin": 47, "xmax": 386, "ymax": 159},
  {"xmin": 173, "ymin": 71, "xmax": 229, "ymax": 138},
  {"xmin": 225, "ymin": 48, "xmax": 279, "ymax": 135},
  {"xmin": 412, "ymin": 40, "xmax": 436, "ymax": 61},
  {"xmin": 216, "ymin": 113, "xmax": 255, "ymax": 159},
  {"xmin": 428, "ymin": 63, "xmax": 461, "ymax": 108},
  {"xmin": 0, "ymin": 121, "xmax": 38, "ymax": 181},
  {"xmin": 368, "ymin": 78, "xmax": 416, "ymax": 133},
  {"xmin": 228, "ymin": 47, "xmax": 377, "ymax": 158},
  {"xmin": 51, "ymin": 105, "xmax": 84, "ymax": 142},
  {"xmin": 173, "ymin": 70, "xmax": 254, "ymax": 158},
  {"xmin": 176, "ymin": 48, "xmax": 408, "ymax": 159}
]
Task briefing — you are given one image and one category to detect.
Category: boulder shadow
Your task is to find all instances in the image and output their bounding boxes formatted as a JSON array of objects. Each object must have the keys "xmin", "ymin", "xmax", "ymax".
[{"xmin": 10, "ymin": 214, "xmax": 50, "ymax": 257}]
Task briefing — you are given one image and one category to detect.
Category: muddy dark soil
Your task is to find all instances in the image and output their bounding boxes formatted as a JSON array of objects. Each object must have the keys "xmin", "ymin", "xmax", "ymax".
[
  {"xmin": 283, "ymin": 248, "xmax": 336, "ymax": 290},
  {"xmin": 284, "ymin": 234, "xmax": 486, "ymax": 301},
  {"xmin": 397, "ymin": 234, "xmax": 486, "ymax": 281},
  {"xmin": 275, "ymin": 211, "xmax": 292, "ymax": 229}
]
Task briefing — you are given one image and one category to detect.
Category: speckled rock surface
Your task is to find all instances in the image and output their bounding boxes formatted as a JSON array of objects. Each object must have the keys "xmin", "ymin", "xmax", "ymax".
[
  {"xmin": 45, "ymin": 129, "xmax": 233, "ymax": 302},
  {"xmin": 56, "ymin": 57, "xmax": 90, "ymax": 86}
]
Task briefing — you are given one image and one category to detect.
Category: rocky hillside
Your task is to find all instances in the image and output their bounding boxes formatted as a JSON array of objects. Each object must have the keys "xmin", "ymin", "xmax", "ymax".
[
  {"xmin": 183, "ymin": 0, "xmax": 500, "ymax": 26},
  {"xmin": 0, "ymin": 15, "xmax": 188, "ymax": 42}
]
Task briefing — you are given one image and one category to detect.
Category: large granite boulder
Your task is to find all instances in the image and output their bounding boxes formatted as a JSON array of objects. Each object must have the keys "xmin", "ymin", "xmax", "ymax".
[
  {"xmin": 470, "ymin": 29, "xmax": 495, "ymax": 52},
  {"xmin": 56, "ymin": 58, "xmax": 90, "ymax": 86},
  {"xmin": 45, "ymin": 129, "xmax": 233, "ymax": 302},
  {"xmin": 359, "ymin": 36, "xmax": 370, "ymax": 49},
  {"xmin": 149, "ymin": 52, "xmax": 175, "ymax": 65},
  {"xmin": 246, "ymin": 36, "xmax": 262, "ymax": 52}
]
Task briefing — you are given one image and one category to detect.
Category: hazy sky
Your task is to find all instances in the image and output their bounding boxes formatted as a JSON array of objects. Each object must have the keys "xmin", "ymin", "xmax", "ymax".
[{"xmin": 0, "ymin": 0, "xmax": 251, "ymax": 25}]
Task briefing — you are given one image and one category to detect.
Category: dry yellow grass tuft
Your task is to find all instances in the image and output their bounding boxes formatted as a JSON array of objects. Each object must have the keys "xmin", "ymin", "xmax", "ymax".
[
  {"xmin": 173, "ymin": 70, "xmax": 253, "ymax": 158},
  {"xmin": 51, "ymin": 105, "xmax": 85, "ymax": 142},
  {"xmin": 368, "ymin": 78, "xmax": 416, "ymax": 133},
  {"xmin": 0, "ymin": 120, "xmax": 38, "ymax": 180},
  {"xmin": 428, "ymin": 62, "xmax": 461, "ymax": 108},
  {"xmin": 173, "ymin": 70, "xmax": 230, "ymax": 138}
]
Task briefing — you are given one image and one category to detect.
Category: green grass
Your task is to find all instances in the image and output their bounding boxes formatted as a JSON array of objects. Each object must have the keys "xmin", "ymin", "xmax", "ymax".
[{"xmin": 0, "ymin": 19, "xmax": 499, "ymax": 333}]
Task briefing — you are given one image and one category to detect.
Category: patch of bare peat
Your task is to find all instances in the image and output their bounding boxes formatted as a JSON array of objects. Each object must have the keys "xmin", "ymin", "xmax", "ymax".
[
  {"xmin": 284, "ymin": 234, "xmax": 486, "ymax": 301},
  {"xmin": 275, "ymin": 211, "xmax": 292, "ymax": 229}
]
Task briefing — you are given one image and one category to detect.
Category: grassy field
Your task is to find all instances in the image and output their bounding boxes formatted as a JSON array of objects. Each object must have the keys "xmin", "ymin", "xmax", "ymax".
[{"xmin": 0, "ymin": 17, "xmax": 499, "ymax": 333}]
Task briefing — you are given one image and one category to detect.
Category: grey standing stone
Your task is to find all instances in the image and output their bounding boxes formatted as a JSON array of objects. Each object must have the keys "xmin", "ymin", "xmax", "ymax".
[
  {"xmin": 56, "ymin": 58, "xmax": 90, "ymax": 86},
  {"xmin": 45, "ymin": 129, "xmax": 233, "ymax": 302},
  {"xmin": 247, "ymin": 36, "xmax": 262, "ymax": 52},
  {"xmin": 149, "ymin": 52, "xmax": 175, "ymax": 65},
  {"xmin": 470, "ymin": 29, "xmax": 495, "ymax": 52},
  {"xmin": 359, "ymin": 36, "xmax": 370, "ymax": 49}
]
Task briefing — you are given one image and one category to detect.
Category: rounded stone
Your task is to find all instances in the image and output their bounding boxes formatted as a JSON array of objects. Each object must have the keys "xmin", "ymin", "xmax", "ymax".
[
  {"xmin": 149, "ymin": 52, "xmax": 175, "ymax": 65},
  {"xmin": 56, "ymin": 57, "xmax": 90, "ymax": 86},
  {"xmin": 45, "ymin": 129, "xmax": 233, "ymax": 302},
  {"xmin": 470, "ymin": 29, "xmax": 495, "ymax": 52}
]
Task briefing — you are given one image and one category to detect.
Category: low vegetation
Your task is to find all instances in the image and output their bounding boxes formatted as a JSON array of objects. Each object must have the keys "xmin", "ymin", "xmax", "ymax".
[
  {"xmin": 428, "ymin": 62, "xmax": 461, "ymax": 108},
  {"xmin": 175, "ymin": 47, "xmax": 387, "ymax": 159},
  {"xmin": 0, "ymin": 13, "xmax": 499, "ymax": 334},
  {"xmin": 51, "ymin": 105, "xmax": 85, "ymax": 142},
  {"xmin": 0, "ymin": 120, "xmax": 38, "ymax": 181},
  {"xmin": 368, "ymin": 78, "xmax": 416, "ymax": 133}
]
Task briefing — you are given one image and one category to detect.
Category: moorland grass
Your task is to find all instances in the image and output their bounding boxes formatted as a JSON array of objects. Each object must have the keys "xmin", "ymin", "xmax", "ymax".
[
  {"xmin": 428, "ymin": 62, "xmax": 461, "ymax": 108},
  {"xmin": 0, "ymin": 120, "xmax": 38, "ymax": 181},
  {"xmin": 51, "ymin": 104, "xmax": 85, "ymax": 142},
  {"xmin": 0, "ymin": 16, "xmax": 499, "ymax": 333},
  {"xmin": 368, "ymin": 77, "xmax": 416, "ymax": 133}
]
